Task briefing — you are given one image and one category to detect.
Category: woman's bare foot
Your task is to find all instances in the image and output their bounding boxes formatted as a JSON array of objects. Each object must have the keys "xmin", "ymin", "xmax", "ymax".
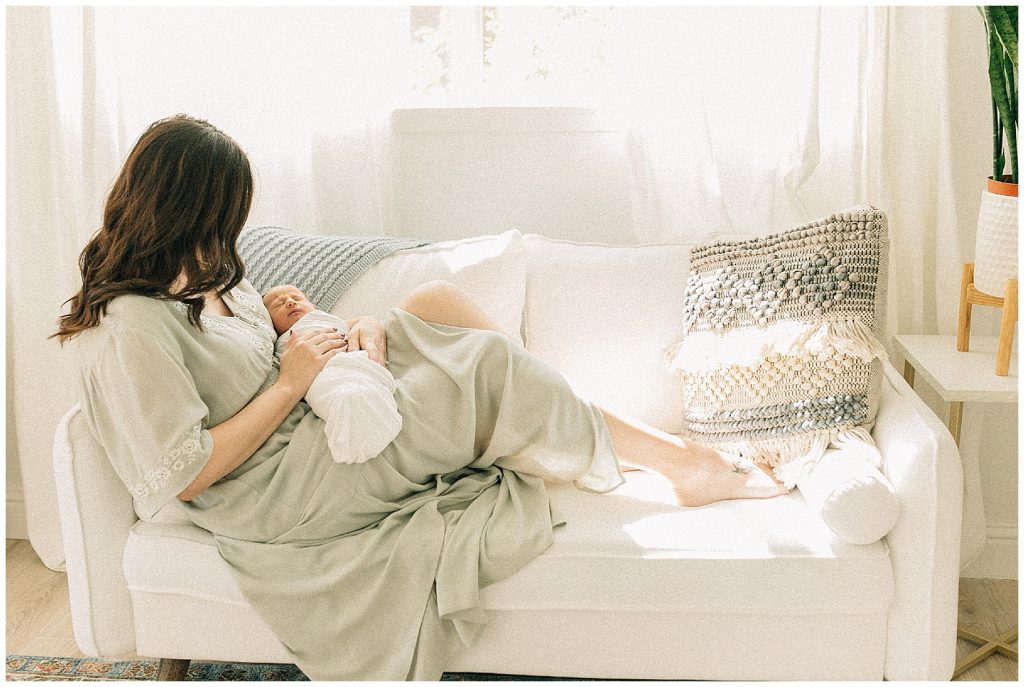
[
  {"xmin": 668, "ymin": 447, "xmax": 790, "ymax": 507},
  {"xmin": 597, "ymin": 406, "xmax": 789, "ymax": 508}
]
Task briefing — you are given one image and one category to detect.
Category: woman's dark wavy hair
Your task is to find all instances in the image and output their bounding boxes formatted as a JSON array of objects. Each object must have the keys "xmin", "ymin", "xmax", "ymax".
[{"xmin": 52, "ymin": 114, "xmax": 254, "ymax": 344}]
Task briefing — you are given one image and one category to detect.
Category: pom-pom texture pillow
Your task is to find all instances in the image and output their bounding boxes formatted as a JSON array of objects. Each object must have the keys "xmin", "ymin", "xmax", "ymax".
[{"xmin": 667, "ymin": 206, "xmax": 890, "ymax": 487}]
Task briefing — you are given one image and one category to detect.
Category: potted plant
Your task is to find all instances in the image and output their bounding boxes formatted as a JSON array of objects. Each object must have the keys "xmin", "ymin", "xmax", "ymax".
[
  {"xmin": 958, "ymin": 6, "xmax": 1017, "ymax": 375},
  {"xmin": 980, "ymin": 5, "xmax": 1017, "ymax": 194}
]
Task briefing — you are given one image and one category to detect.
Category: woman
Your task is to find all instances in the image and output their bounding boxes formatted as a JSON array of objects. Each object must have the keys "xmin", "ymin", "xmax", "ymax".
[{"xmin": 54, "ymin": 115, "xmax": 786, "ymax": 680}]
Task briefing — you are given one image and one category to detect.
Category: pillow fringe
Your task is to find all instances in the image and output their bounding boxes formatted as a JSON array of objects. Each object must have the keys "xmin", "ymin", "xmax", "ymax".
[
  {"xmin": 785, "ymin": 319, "xmax": 888, "ymax": 362},
  {"xmin": 699, "ymin": 426, "xmax": 879, "ymax": 489},
  {"xmin": 667, "ymin": 318, "xmax": 887, "ymax": 374}
]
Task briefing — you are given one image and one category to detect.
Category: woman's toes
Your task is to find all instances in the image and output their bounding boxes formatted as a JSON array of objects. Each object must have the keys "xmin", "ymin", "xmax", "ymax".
[
  {"xmin": 714, "ymin": 453, "xmax": 788, "ymax": 499},
  {"xmin": 756, "ymin": 462, "xmax": 790, "ymax": 492}
]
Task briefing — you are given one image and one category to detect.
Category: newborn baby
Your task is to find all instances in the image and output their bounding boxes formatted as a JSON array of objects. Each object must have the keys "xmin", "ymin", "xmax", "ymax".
[{"xmin": 263, "ymin": 284, "xmax": 402, "ymax": 464}]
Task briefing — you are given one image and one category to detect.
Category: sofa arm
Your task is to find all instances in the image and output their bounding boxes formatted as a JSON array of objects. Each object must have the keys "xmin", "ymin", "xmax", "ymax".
[
  {"xmin": 874, "ymin": 361, "xmax": 962, "ymax": 681},
  {"xmin": 53, "ymin": 405, "xmax": 139, "ymax": 657}
]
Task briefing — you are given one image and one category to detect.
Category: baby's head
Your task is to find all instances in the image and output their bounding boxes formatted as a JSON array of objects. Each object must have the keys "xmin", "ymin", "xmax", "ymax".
[{"xmin": 263, "ymin": 284, "xmax": 315, "ymax": 335}]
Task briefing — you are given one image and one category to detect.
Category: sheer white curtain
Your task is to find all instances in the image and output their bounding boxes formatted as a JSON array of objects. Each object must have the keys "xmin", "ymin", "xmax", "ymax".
[
  {"xmin": 8, "ymin": 6, "xmax": 414, "ymax": 568},
  {"xmin": 86, "ymin": 6, "xmax": 412, "ymax": 233},
  {"xmin": 409, "ymin": 6, "xmax": 868, "ymax": 235},
  {"xmin": 8, "ymin": 6, "xmax": 990, "ymax": 569},
  {"xmin": 403, "ymin": 5, "xmax": 991, "ymax": 335}
]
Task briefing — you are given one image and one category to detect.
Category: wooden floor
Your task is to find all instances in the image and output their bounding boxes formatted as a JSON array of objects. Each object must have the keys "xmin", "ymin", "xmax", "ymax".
[{"xmin": 6, "ymin": 538, "xmax": 1019, "ymax": 680}]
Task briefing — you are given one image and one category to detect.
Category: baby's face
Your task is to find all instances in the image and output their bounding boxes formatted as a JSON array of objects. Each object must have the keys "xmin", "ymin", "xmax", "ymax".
[{"xmin": 263, "ymin": 285, "xmax": 315, "ymax": 335}]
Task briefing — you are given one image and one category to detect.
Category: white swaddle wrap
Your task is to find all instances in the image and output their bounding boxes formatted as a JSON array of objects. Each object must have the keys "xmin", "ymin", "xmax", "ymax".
[{"xmin": 277, "ymin": 310, "xmax": 402, "ymax": 464}]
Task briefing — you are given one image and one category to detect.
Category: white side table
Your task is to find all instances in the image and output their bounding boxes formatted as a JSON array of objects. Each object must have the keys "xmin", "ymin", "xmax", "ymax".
[{"xmin": 892, "ymin": 334, "xmax": 1018, "ymax": 678}]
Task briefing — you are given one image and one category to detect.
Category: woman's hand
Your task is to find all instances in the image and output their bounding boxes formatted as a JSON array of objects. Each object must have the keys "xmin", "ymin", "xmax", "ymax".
[
  {"xmin": 345, "ymin": 316, "xmax": 388, "ymax": 366},
  {"xmin": 277, "ymin": 328, "xmax": 348, "ymax": 397}
]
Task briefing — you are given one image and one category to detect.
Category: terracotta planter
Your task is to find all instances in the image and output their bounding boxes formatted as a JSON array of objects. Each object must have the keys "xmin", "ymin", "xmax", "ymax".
[{"xmin": 987, "ymin": 176, "xmax": 1018, "ymax": 197}]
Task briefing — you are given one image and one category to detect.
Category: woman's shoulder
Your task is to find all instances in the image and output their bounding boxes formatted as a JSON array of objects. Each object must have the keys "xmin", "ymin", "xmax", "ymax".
[
  {"xmin": 82, "ymin": 278, "xmax": 265, "ymax": 340},
  {"xmin": 72, "ymin": 296, "xmax": 175, "ymax": 375},
  {"xmin": 104, "ymin": 292, "xmax": 169, "ymax": 316},
  {"xmin": 75, "ymin": 293, "xmax": 192, "ymax": 356},
  {"xmin": 98, "ymin": 293, "xmax": 178, "ymax": 333}
]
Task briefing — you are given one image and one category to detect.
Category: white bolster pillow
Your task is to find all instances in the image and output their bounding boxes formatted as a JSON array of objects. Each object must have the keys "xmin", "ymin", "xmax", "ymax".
[{"xmin": 796, "ymin": 444, "xmax": 899, "ymax": 545}]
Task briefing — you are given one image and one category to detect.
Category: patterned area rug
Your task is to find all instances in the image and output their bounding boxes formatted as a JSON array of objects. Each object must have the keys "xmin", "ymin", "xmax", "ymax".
[
  {"xmin": 6, "ymin": 656, "xmax": 307, "ymax": 681},
  {"xmin": 5, "ymin": 656, "xmax": 573, "ymax": 681}
]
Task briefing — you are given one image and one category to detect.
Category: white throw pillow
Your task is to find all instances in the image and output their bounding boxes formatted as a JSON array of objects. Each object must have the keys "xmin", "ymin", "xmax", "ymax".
[
  {"xmin": 522, "ymin": 235, "xmax": 692, "ymax": 434},
  {"xmin": 665, "ymin": 206, "xmax": 890, "ymax": 488},
  {"xmin": 330, "ymin": 230, "xmax": 526, "ymax": 346},
  {"xmin": 796, "ymin": 442, "xmax": 899, "ymax": 545}
]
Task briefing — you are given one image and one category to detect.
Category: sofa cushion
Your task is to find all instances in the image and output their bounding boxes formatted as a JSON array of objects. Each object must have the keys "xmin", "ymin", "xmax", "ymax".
[
  {"xmin": 124, "ymin": 471, "xmax": 893, "ymax": 619},
  {"xmin": 330, "ymin": 229, "xmax": 526, "ymax": 345},
  {"xmin": 522, "ymin": 235, "xmax": 692, "ymax": 434},
  {"xmin": 666, "ymin": 206, "xmax": 890, "ymax": 487},
  {"xmin": 797, "ymin": 441, "xmax": 900, "ymax": 546}
]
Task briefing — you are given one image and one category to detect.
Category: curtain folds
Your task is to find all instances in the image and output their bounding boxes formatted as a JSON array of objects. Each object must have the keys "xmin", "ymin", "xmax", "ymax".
[
  {"xmin": 7, "ymin": 6, "xmax": 992, "ymax": 569},
  {"xmin": 8, "ymin": 6, "xmax": 80, "ymax": 569}
]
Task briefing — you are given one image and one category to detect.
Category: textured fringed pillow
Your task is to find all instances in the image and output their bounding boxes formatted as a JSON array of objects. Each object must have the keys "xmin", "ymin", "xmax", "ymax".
[{"xmin": 667, "ymin": 206, "xmax": 890, "ymax": 487}]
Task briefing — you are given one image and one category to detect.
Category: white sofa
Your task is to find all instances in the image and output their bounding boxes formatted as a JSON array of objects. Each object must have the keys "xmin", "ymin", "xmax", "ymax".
[{"xmin": 53, "ymin": 230, "xmax": 963, "ymax": 680}]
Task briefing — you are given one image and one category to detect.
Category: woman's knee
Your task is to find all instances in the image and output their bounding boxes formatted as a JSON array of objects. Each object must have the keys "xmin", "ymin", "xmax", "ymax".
[
  {"xmin": 398, "ymin": 280, "xmax": 462, "ymax": 313},
  {"xmin": 397, "ymin": 279, "xmax": 505, "ymax": 334}
]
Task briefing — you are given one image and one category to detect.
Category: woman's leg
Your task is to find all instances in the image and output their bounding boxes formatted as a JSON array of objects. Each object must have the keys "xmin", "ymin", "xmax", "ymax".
[
  {"xmin": 398, "ymin": 280, "xmax": 788, "ymax": 506},
  {"xmin": 598, "ymin": 407, "xmax": 789, "ymax": 507},
  {"xmin": 397, "ymin": 280, "xmax": 510, "ymax": 336}
]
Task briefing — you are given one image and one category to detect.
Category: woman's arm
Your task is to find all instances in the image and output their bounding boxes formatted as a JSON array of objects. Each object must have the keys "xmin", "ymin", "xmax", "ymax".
[
  {"xmin": 177, "ymin": 382, "xmax": 302, "ymax": 500},
  {"xmin": 178, "ymin": 328, "xmax": 347, "ymax": 501}
]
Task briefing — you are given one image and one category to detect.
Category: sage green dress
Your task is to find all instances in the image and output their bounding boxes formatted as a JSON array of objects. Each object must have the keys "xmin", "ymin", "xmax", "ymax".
[{"xmin": 75, "ymin": 278, "xmax": 623, "ymax": 680}]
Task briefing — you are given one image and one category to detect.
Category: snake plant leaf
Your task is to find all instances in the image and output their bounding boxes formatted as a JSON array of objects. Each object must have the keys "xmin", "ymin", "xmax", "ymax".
[
  {"xmin": 993, "ymin": 100, "xmax": 1004, "ymax": 181},
  {"xmin": 987, "ymin": 21, "xmax": 1012, "ymax": 135},
  {"xmin": 1004, "ymin": 46, "xmax": 1017, "ymax": 123},
  {"xmin": 984, "ymin": 6, "xmax": 1018, "ymax": 181},
  {"xmin": 1001, "ymin": 53, "xmax": 1017, "ymax": 182},
  {"xmin": 987, "ymin": 6, "xmax": 1017, "ymax": 74}
]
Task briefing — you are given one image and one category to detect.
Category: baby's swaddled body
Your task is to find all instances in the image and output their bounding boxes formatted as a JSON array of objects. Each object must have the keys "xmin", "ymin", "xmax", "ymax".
[{"xmin": 276, "ymin": 310, "xmax": 402, "ymax": 464}]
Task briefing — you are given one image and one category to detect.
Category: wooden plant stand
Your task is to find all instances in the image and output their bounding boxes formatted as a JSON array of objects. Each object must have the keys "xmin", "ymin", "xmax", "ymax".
[
  {"xmin": 956, "ymin": 262, "xmax": 1018, "ymax": 376},
  {"xmin": 953, "ymin": 627, "xmax": 1019, "ymax": 678}
]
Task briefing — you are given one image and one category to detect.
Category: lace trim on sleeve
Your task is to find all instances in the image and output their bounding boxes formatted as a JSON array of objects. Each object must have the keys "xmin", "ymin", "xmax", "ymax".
[{"xmin": 128, "ymin": 422, "xmax": 203, "ymax": 500}]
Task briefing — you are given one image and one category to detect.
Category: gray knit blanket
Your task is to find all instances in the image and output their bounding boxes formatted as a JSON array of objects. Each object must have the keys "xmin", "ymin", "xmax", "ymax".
[{"xmin": 237, "ymin": 226, "xmax": 429, "ymax": 311}]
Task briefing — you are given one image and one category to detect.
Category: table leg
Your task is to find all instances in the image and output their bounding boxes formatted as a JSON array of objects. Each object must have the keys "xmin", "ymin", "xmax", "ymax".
[
  {"xmin": 944, "ymin": 399, "xmax": 1017, "ymax": 677},
  {"xmin": 902, "ymin": 360, "xmax": 916, "ymax": 387},
  {"xmin": 954, "ymin": 626, "xmax": 1018, "ymax": 678},
  {"xmin": 899, "ymin": 347, "xmax": 1017, "ymax": 677},
  {"xmin": 902, "ymin": 359, "xmax": 964, "ymax": 447},
  {"xmin": 948, "ymin": 401, "xmax": 964, "ymax": 447}
]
